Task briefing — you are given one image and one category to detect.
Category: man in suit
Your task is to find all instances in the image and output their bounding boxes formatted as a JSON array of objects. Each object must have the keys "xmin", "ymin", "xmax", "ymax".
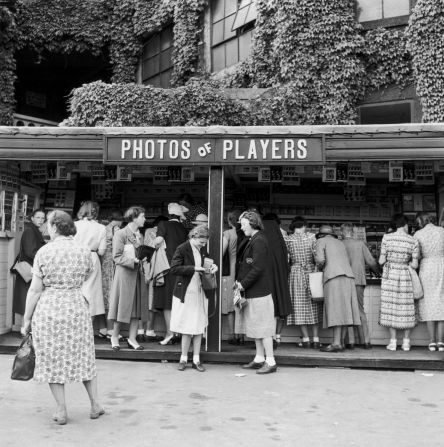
[{"xmin": 341, "ymin": 223, "xmax": 380, "ymax": 349}]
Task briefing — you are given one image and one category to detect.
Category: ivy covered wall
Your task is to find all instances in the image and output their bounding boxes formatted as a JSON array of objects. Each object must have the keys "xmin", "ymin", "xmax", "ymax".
[{"xmin": 0, "ymin": 0, "xmax": 442, "ymax": 125}]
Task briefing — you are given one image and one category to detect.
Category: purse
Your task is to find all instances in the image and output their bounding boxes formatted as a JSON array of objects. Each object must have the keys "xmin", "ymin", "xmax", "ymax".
[
  {"xmin": 135, "ymin": 245, "xmax": 155, "ymax": 262},
  {"xmin": 10, "ymin": 257, "xmax": 32, "ymax": 283},
  {"xmin": 308, "ymin": 271, "xmax": 324, "ymax": 302},
  {"xmin": 408, "ymin": 266, "xmax": 423, "ymax": 300},
  {"xmin": 11, "ymin": 333, "xmax": 35, "ymax": 381},
  {"xmin": 201, "ymin": 272, "xmax": 217, "ymax": 292}
]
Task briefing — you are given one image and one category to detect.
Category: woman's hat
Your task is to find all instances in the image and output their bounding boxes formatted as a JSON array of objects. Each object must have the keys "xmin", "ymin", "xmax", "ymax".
[
  {"xmin": 167, "ymin": 203, "xmax": 189, "ymax": 219},
  {"xmin": 316, "ymin": 224, "xmax": 337, "ymax": 239},
  {"xmin": 192, "ymin": 214, "xmax": 208, "ymax": 225}
]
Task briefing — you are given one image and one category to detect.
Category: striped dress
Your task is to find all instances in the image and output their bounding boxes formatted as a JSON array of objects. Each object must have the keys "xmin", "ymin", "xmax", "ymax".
[
  {"xmin": 379, "ymin": 231, "xmax": 419, "ymax": 329},
  {"xmin": 284, "ymin": 232, "xmax": 322, "ymax": 325}
]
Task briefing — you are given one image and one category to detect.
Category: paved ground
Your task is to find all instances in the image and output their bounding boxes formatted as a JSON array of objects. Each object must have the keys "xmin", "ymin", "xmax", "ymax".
[{"xmin": 1, "ymin": 356, "xmax": 443, "ymax": 447}]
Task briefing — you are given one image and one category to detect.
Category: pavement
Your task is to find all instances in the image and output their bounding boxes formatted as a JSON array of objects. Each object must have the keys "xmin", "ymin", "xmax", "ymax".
[{"xmin": 1, "ymin": 356, "xmax": 444, "ymax": 447}]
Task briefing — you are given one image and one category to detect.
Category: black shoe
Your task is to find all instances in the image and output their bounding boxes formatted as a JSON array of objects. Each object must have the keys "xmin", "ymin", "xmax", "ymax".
[
  {"xmin": 312, "ymin": 342, "xmax": 321, "ymax": 349},
  {"xmin": 256, "ymin": 362, "xmax": 277, "ymax": 374},
  {"xmin": 242, "ymin": 361, "xmax": 265, "ymax": 369},
  {"xmin": 345, "ymin": 343, "xmax": 355, "ymax": 350},
  {"xmin": 145, "ymin": 334, "xmax": 163, "ymax": 342},
  {"xmin": 227, "ymin": 337, "xmax": 238, "ymax": 345},
  {"xmin": 192, "ymin": 362, "xmax": 206, "ymax": 372},
  {"xmin": 301, "ymin": 341, "xmax": 311, "ymax": 349},
  {"xmin": 178, "ymin": 361, "xmax": 187, "ymax": 371},
  {"xmin": 362, "ymin": 343, "xmax": 372, "ymax": 350},
  {"xmin": 320, "ymin": 344, "xmax": 344, "ymax": 353},
  {"xmin": 127, "ymin": 340, "xmax": 144, "ymax": 351},
  {"xmin": 136, "ymin": 334, "xmax": 146, "ymax": 343}
]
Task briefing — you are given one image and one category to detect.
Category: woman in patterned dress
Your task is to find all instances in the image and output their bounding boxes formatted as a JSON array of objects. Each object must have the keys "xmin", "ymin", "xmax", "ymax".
[
  {"xmin": 21, "ymin": 210, "xmax": 103, "ymax": 425},
  {"xmin": 414, "ymin": 212, "xmax": 444, "ymax": 351},
  {"xmin": 284, "ymin": 216, "xmax": 322, "ymax": 349},
  {"xmin": 379, "ymin": 214, "xmax": 419, "ymax": 351}
]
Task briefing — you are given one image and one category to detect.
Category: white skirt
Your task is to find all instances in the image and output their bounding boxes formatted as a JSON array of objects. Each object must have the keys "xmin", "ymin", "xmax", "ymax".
[
  {"xmin": 82, "ymin": 252, "xmax": 105, "ymax": 316},
  {"xmin": 170, "ymin": 273, "xmax": 208, "ymax": 335}
]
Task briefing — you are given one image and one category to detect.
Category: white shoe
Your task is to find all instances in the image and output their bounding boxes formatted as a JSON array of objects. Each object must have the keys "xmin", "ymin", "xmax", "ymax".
[
  {"xmin": 386, "ymin": 339, "xmax": 397, "ymax": 351},
  {"xmin": 401, "ymin": 338, "xmax": 410, "ymax": 351}
]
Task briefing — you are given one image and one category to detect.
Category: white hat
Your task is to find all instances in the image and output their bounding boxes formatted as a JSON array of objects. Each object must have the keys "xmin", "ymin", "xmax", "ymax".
[
  {"xmin": 168, "ymin": 203, "xmax": 189, "ymax": 219},
  {"xmin": 192, "ymin": 214, "xmax": 208, "ymax": 225}
]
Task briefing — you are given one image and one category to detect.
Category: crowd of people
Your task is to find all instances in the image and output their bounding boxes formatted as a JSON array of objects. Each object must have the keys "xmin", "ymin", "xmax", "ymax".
[{"xmin": 13, "ymin": 194, "xmax": 444, "ymax": 423}]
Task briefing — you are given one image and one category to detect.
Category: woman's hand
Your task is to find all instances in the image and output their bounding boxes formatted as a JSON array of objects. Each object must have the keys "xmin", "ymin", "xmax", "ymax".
[
  {"xmin": 209, "ymin": 264, "xmax": 218, "ymax": 274},
  {"xmin": 194, "ymin": 266, "xmax": 205, "ymax": 272},
  {"xmin": 21, "ymin": 319, "xmax": 31, "ymax": 336}
]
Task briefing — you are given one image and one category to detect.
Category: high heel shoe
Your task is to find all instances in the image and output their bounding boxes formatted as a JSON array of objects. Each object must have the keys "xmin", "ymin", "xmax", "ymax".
[
  {"xmin": 90, "ymin": 405, "xmax": 105, "ymax": 420},
  {"xmin": 53, "ymin": 409, "xmax": 68, "ymax": 425},
  {"xmin": 127, "ymin": 339, "xmax": 144, "ymax": 350},
  {"xmin": 159, "ymin": 334, "xmax": 174, "ymax": 346}
]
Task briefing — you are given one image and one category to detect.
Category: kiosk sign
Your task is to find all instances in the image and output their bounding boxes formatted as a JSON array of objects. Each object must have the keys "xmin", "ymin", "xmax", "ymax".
[{"xmin": 104, "ymin": 136, "xmax": 324, "ymax": 165}]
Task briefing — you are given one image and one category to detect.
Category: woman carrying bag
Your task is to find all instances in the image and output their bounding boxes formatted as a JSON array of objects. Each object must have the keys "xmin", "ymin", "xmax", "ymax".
[
  {"xmin": 12, "ymin": 209, "xmax": 46, "ymax": 317},
  {"xmin": 170, "ymin": 225, "xmax": 218, "ymax": 372}
]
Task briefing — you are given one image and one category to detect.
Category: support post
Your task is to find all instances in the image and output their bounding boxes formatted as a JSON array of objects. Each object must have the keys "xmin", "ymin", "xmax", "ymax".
[{"xmin": 207, "ymin": 166, "xmax": 224, "ymax": 352}]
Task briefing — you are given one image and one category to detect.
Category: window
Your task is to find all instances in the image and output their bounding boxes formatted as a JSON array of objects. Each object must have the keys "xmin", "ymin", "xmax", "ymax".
[
  {"xmin": 141, "ymin": 26, "xmax": 174, "ymax": 88},
  {"xmin": 359, "ymin": 101, "xmax": 412, "ymax": 124},
  {"xmin": 212, "ymin": 0, "xmax": 256, "ymax": 72},
  {"xmin": 356, "ymin": 0, "xmax": 412, "ymax": 26}
]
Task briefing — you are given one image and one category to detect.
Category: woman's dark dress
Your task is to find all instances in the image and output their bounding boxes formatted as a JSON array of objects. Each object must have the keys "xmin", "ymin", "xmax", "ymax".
[{"xmin": 153, "ymin": 220, "xmax": 188, "ymax": 310}]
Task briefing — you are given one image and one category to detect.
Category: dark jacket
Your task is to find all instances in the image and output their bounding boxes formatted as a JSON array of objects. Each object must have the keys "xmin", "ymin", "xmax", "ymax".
[
  {"xmin": 170, "ymin": 240, "xmax": 212, "ymax": 302},
  {"xmin": 236, "ymin": 231, "xmax": 271, "ymax": 299}
]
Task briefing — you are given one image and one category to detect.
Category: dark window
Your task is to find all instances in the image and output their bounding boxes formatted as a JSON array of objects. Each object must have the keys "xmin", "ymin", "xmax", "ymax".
[
  {"xmin": 141, "ymin": 26, "xmax": 174, "ymax": 88},
  {"xmin": 211, "ymin": 0, "xmax": 256, "ymax": 72},
  {"xmin": 356, "ymin": 0, "xmax": 413, "ymax": 28},
  {"xmin": 359, "ymin": 102, "xmax": 412, "ymax": 124}
]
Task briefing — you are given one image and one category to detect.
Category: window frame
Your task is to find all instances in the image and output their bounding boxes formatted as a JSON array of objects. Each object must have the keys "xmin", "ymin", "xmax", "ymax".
[
  {"xmin": 141, "ymin": 25, "xmax": 174, "ymax": 89},
  {"xmin": 355, "ymin": 0, "xmax": 416, "ymax": 30},
  {"xmin": 211, "ymin": 0, "xmax": 256, "ymax": 72}
]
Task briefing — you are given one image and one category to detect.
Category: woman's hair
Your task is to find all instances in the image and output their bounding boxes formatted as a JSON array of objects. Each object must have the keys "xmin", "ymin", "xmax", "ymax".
[
  {"xmin": 392, "ymin": 213, "xmax": 408, "ymax": 229},
  {"xmin": 31, "ymin": 208, "xmax": 45, "ymax": 218},
  {"xmin": 416, "ymin": 212, "xmax": 435, "ymax": 228},
  {"xmin": 189, "ymin": 224, "xmax": 209, "ymax": 239},
  {"xmin": 289, "ymin": 216, "xmax": 306, "ymax": 232},
  {"xmin": 77, "ymin": 201, "xmax": 99, "ymax": 220},
  {"xmin": 263, "ymin": 212, "xmax": 281, "ymax": 225},
  {"xmin": 227, "ymin": 209, "xmax": 242, "ymax": 227},
  {"xmin": 48, "ymin": 210, "xmax": 76, "ymax": 237},
  {"xmin": 178, "ymin": 193, "xmax": 194, "ymax": 206},
  {"xmin": 108, "ymin": 209, "xmax": 123, "ymax": 221},
  {"xmin": 124, "ymin": 206, "xmax": 145, "ymax": 222},
  {"xmin": 240, "ymin": 211, "xmax": 264, "ymax": 231}
]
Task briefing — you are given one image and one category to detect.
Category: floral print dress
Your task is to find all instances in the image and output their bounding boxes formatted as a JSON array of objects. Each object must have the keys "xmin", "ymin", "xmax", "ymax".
[{"xmin": 31, "ymin": 236, "xmax": 96, "ymax": 383}]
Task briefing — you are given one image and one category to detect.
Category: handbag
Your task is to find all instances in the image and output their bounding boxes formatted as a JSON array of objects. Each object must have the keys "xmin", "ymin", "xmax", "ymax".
[
  {"xmin": 308, "ymin": 271, "xmax": 324, "ymax": 302},
  {"xmin": 11, "ymin": 333, "xmax": 35, "ymax": 381},
  {"xmin": 201, "ymin": 272, "xmax": 217, "ymax": 292},
  {"xmin": 135, "ymin": 245, "xmax": 155, "ymax": 262},
  {"xmin": 408, "ymin": 266, "xmax": 423, "ymax": 300},
  {"xmin": 10, "ymin": 257, "xmax": 32, "ymax": 283}
]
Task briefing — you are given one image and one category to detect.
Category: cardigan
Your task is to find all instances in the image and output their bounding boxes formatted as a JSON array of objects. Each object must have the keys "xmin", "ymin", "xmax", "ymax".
[
  {"xmin": 236, "ymin": 231, "xmax": 271, "ymax": 298},
  {"xmin": 170, "ymin": 240, "xmax": 212, "ymax": 302}
]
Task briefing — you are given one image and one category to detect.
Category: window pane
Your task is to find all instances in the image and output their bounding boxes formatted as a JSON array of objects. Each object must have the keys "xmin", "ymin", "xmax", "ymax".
[
  {"xmin": 383, "ymin": 0, "xmax": 410, "ymax": 18},
  {"xmin": 213, "ymin": 20, "xmax": 225, "ymax": 45},
  {"xmin": 224, "ymin": 14, "xmax": 237, "ymax": 40},
  {"xmin": 232, "ymin": 5, "xmax": 249, "ymax": 31},
  {"xmin": 225, "ymin": 38, "xmax": 239, "ymax": 67},
  {"xmin": 225, "ymin": 0, "xmax": 237, "ymax": 16},
  {"xmin": 160, "ymin": 47, "xmax": 173, "ymax": 71},
  {"xmin": 146, "ymin": 75, "xmax": 161, "ymax": 88},
  {"xmin": 245, "ymin": 1, "xmax": 257, "ymax": 23},
  {"xmin": 161, "ymin": 27, "xmax": 173, "ymax": 50},
  {"xmin": 359, "ymin": 102, "xmax": 411, "ymax": 124},
  {"xmin": 144, "ymin": 55, "xmax": 160, "ymax": 79},
  {"xmin": 356, "ymin": 0, "xmax": 382, "ymax": 22},
  {"xmin": 212, "ymin": 0, "xmax": 225, "ymax": 22},
  {"xmin": 160, "ymin": 69, "xmax": 172, "ymax": 88},
  {"xmin": 239, "ymin": 29, "xmax": 252, "ymax": 61},
  {"xmin": 145, "ymin": 34, "xmax": 160, "ymax": 58},
  {"xmin": 212, "ymin": 44, "xmax": 226, "ymax": 72},
  {"xmin": 239, "ymin": 0, "xmax": 253, "ymax": 8}
]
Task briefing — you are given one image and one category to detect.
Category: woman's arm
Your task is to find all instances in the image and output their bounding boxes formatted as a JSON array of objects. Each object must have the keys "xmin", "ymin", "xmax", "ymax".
[
  {"xmin": 97, "ymin": 225, "xmax": 106, "ymax": 257},
  {"xmin": 22, "ymin": 275, "xmax": 44, "ymax": 334},
  {"xmin": 378, "ymin": 235, "xmax": 387, "ymax": 266},
  {"xmin": 314, "ymin": 239, "xmax": 326, "ymax": 270},
  {"xmin": 20, "ymin": 228, "xmax": 39, "ymax": 262},
  {"xmin": 409, "ymin": 239, "xmax": 419, "ymax": 269},
  {"xmin": 113, "ymin": 230, "xmax": 137, "ymax": 269}
]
